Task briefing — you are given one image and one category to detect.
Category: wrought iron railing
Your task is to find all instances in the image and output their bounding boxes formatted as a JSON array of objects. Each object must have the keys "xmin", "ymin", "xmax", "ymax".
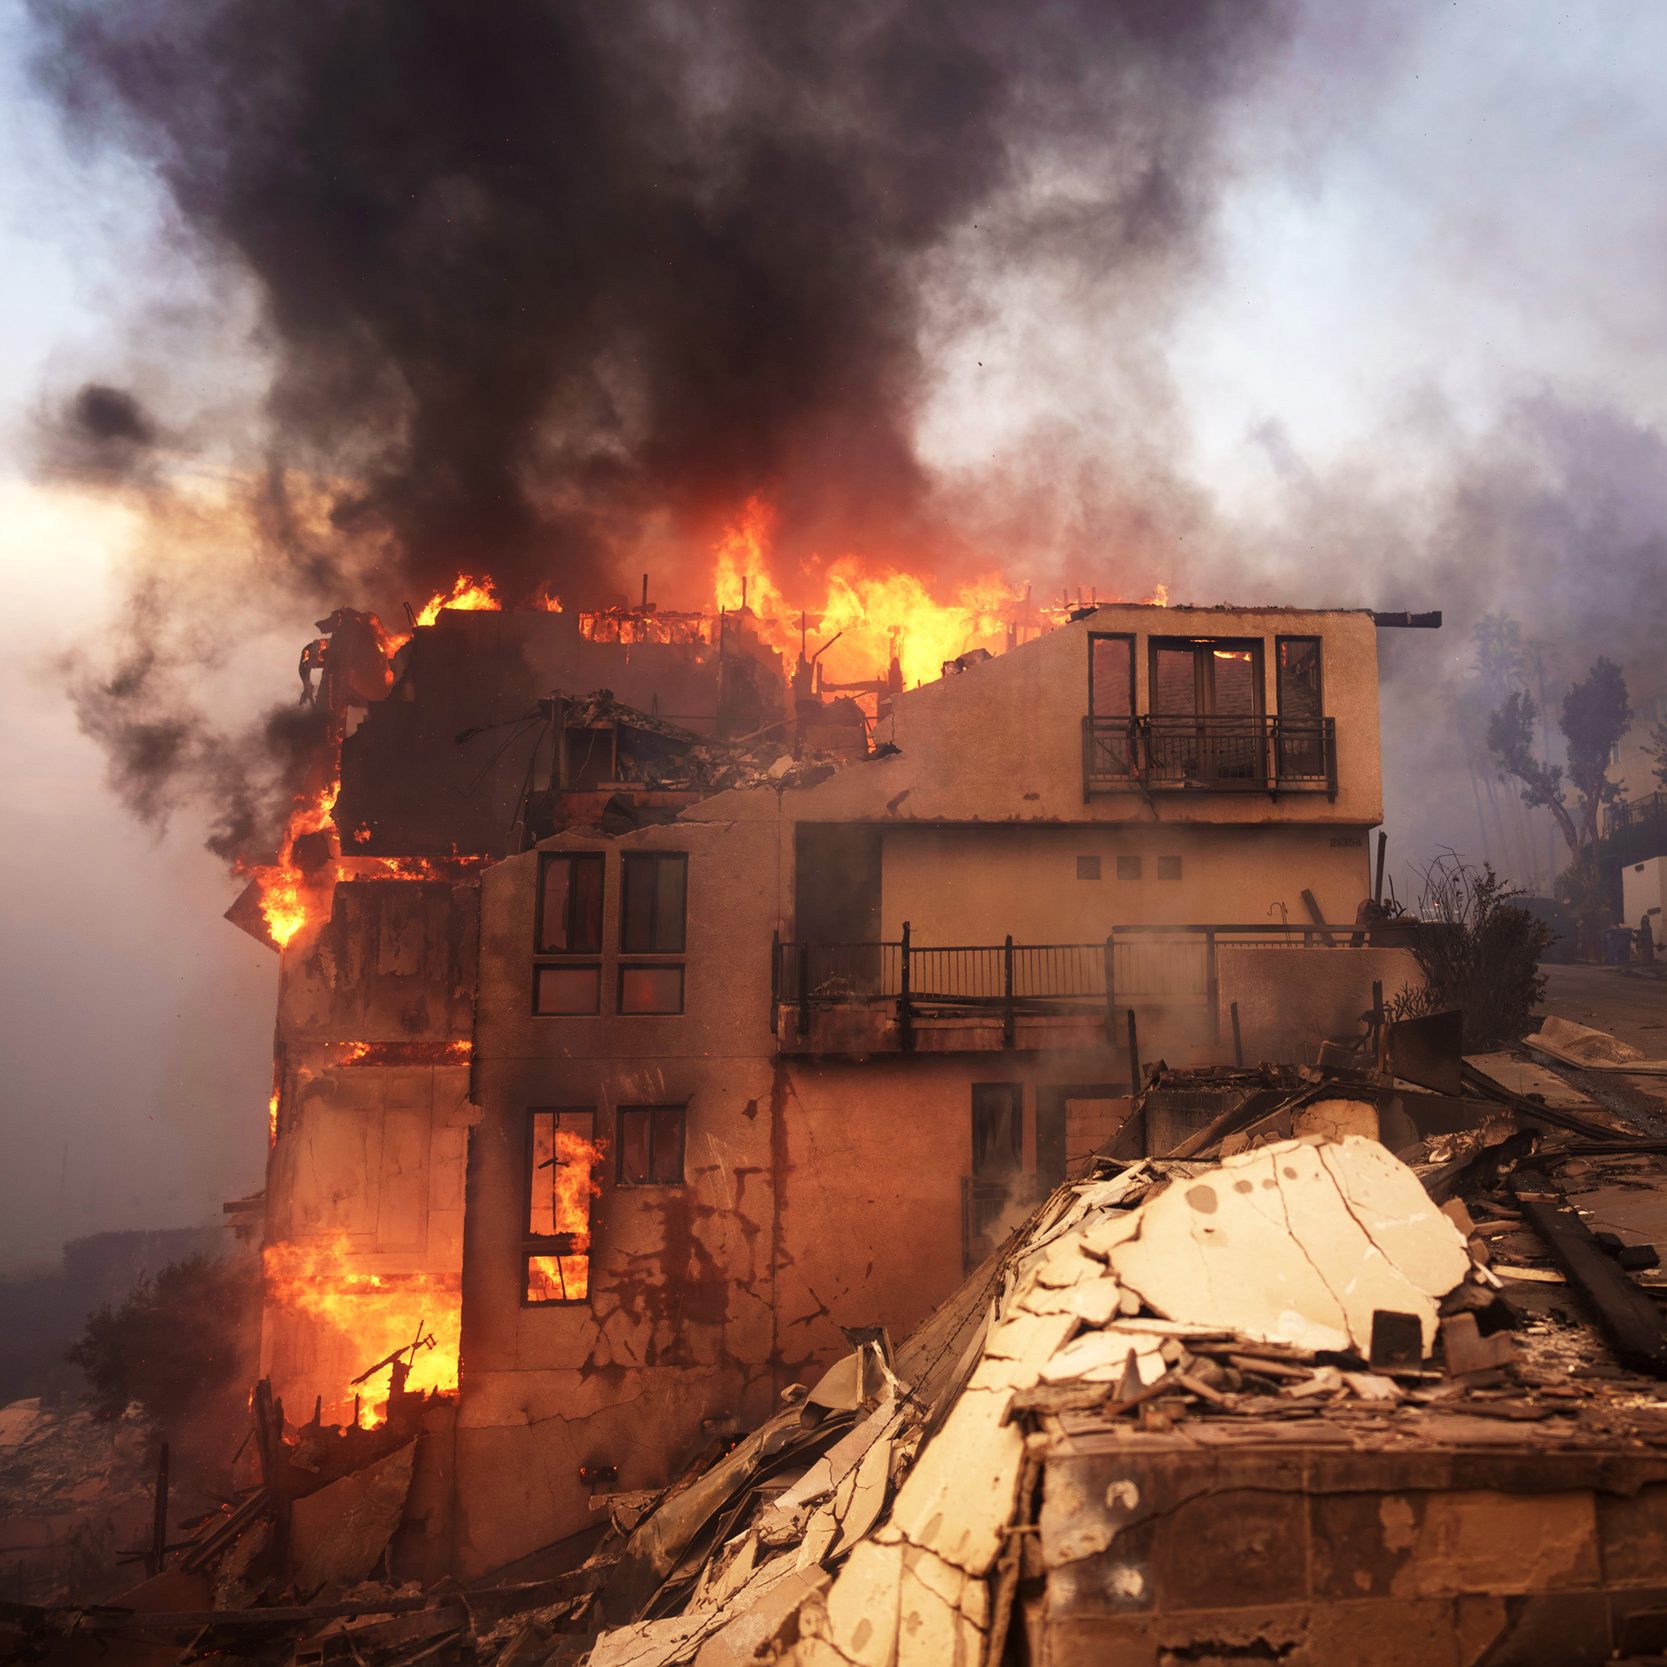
[
  {"xmin": 773, "ymin": 920, "xmax": 1419, "ymax": 1049},
  {"xmin": 1083, "ymin": 714, "xmax": 1337, "ymax": 798}
]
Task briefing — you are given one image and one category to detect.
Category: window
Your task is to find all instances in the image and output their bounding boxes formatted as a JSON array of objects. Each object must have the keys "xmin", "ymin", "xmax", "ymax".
[
  {"xmin": 1116, "ymin": 854, "xmax": 1142, "ymax": 880},
  {"xmin": 620, "ymin": 852, "xmax": 687, "ymax": 1014},
  {"xmin": 1086, "ymin": 634, "xmax": 1136, "ymax": 779},
  {"xmin": 1276, "ymin": 637, "xmax": 1325, "ymax": 779},
  {"xmin": 524, "ymin": 1109, "xmax": 601, "ymax": 1304},
  {"xmin": 621, "ymin": 853, "xmax": 687, "ymax": 952},
  {"xmin": 533, "ymin": 963, "xmax": 601, "ymax": 1015},
  {"xmin": 617, "ymin": 1106, "xmax": 686, "ymax": 1185},
  {"xmin": 537, "ymin": 853, "xmax": 603, "ymax": 953},
  {"xmin": 1157, "ymin": 856, "xmax": 1182, "ymax": 881},
  {"xmin": 1148, "ymin": 638, "xmax": 1266, "ymax": 785},
  {"xmin": 618, "ymin": 962, "xmax": 685, "ymax": 1015},
  {"xmin": 1088, "ymin": 634, "xmax": 1134, "ymax": 720},
  {"xmin": 1076, "ymin": 855, "xmax": 1101, "ymax": 880}
]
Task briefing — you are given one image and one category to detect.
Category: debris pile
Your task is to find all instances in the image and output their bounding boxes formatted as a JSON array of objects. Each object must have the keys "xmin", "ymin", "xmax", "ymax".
[{"xmin": 12, "ymin": 1009, "xmax": 1667, "ymax": 1665}]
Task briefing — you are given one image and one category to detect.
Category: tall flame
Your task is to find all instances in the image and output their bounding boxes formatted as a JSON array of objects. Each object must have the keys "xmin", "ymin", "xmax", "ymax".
[
  {"xmin": 527, "ymin": 1127, "xmax": 603, "ymax": 1303},
  {"xmin": 263, "ymin": 1233, "xmax": 461, "ymax": 1425},
  {"xmin": 414, "ymin": 573, "xmax": 501, "ymax": 627}
]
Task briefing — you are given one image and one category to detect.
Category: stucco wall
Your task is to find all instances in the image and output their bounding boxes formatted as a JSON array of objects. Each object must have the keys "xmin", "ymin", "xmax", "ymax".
[
  {"xmin": 684, "ymin": 605, "xmax": 1384, "ymax": 831},
  {"xmin": 1218, "ymin": 945, "xmax": 1424, "ymax": 1063},
  {"xmin": 877, "ymin": 823, "xmax": 1372, "ymax": 945}
]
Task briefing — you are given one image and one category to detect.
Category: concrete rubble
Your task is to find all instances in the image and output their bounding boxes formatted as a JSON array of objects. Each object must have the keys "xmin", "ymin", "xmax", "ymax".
[{"xmin": 13, "ymin": 1013, "xmax": 1667, "ymax": 1665}]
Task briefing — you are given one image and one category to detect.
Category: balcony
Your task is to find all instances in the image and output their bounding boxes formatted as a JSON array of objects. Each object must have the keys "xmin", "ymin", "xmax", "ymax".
[
  {"xmin": 1083, "ymin": 714, "xmax": 1337, "ymax": 799},
  {"xmin": 1604, "ymin": 791, "xmax": 1667, "ymax": 866},
  {"xmin": 772, "ymin": 922, "xmax": 1418, "ymax": 1056}
]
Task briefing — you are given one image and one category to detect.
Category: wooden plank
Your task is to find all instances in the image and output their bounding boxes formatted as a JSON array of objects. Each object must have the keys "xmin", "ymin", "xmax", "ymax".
[
  {"xmin": 1464, "ymin": 1052, "xmax": 1596, "ymax": 1110},
  {"xmin": 1509, "ymin": 1169, "xmax": 1667, "ymax": 1378}
]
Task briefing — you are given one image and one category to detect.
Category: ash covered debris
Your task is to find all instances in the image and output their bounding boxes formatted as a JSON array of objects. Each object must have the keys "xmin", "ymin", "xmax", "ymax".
[{"xmin": 16, "ymin": 1007, "xmax": 1667, "ymax": 1667}]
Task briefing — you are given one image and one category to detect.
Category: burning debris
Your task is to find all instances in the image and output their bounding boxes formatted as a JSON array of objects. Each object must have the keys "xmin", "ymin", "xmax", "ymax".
[{"xmin": 13, "ymin": 1005, "xmax": 1667, "ymax": 1664}]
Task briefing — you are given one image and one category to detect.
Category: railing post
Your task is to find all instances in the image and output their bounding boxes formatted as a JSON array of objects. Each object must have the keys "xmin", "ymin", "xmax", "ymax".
[
  {"xmin": 1103, "ymin": 934, "xmax": 1116, "ymax": 1046},
  {"xmin": 1205, "ymin": 927, "xmax": 1220, "ymax": 1043},
  {"xmin": 899, "ymin": 920, "xmax": 914, "ymax": 1052},
  {"xmin": 770, "ymin": 929, "xmax": 780, "ymax": 1037},
  {"xmin": 797, "ymin": 942, "xmax": 810, "ymax": 1041},
  {"xmin": 1126, "ymin": 1008, "xmax": 1142, "ymax": 1095},
  {"xmin": 1002, "ymin": 935, "xmax": 1015, "ymax": 1049},
  {"xmin": 1325, "ymin": 717, "xmax": 1338, "ymax": 801}
]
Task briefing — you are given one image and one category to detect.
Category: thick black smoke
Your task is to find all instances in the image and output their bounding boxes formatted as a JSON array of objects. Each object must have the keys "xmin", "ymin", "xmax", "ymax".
[{"xmin": 29, "ymin": 0, "xmax": 1285, "ymax": 603}]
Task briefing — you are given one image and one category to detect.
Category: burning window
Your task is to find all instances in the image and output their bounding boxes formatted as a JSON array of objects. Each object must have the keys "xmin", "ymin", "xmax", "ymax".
[
  {"xmin": 524, "ymin": 1109, "xmax": 603, "ymax": 1304},
  {"xmin": 537, "ymin": 852, "xmax": 604, "ymax": 953},
  {"xmin": 616, "ymin": 1105, "xmax": 686, "ymax": 1185},
  {"xmin": 620, "ymin": 852, "xmax": 687, "ymax": 1014}
]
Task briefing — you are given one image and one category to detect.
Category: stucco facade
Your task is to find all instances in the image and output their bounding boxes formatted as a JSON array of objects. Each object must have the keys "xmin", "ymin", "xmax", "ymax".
[{"xmin": 453, "ymin": 604, "xmax": 1415, "ymax": 1573}]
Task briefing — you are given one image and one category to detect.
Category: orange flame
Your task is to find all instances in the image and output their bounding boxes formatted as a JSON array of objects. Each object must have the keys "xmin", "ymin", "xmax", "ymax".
[
  {"xmin": 263, "ymin": 1234, "xmax": 460, "ymax": 1425},
  {"xmin": 415, "ymin": 574, "xmax": 501, "ymax": 628},
  {"xmin": 527, "ymin": 1128, "xmax": 604, "ymax": 1303}
]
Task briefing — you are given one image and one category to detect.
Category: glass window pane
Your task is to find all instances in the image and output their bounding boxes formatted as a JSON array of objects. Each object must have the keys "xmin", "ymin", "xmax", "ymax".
[
  {"xmin": 650, "ymin": 1108, "xmax": 684, "ymax": 1183},
  {"xmin": 619, "ymin": 964, "xmax": 684, "ymax": 1015},
  {"xmin": 538, "ymin": 858, "xmax": 571, "ymax": 952},
  {"xmin": 528, "ymin": 1112, "xmax": 558, "ymax": 1235},
  {"xmin": 1089, "ymin": 636, "xmax": 1132, "ymax": 719},
  {"xmin": 534, "ymin": 964, "xmax": 600, "ymax": 1014},
  {"xmin": 621, "ymin": 856, "xmax": 656, "ymax": 952},
  {"xmin": 655, "ymin": 859, "xmax": 687, "ymax": 953},
  {"xmin": 618, "ymin": 1109, "xmax": 651, "ymax": 1184},
  {"xmin": 538, "ymin": 854, "xmax": 603, "ymax": 953},
  {"xmin": 1210, "ymin": 647, "xmax": 1258, "ymax": 717},
  {"xmin": 1277, "ymin": 638, "xmax": 1322, "ymax": 720},
  {"xmin": 1151, "ymin": 645, "xmax": 1197, "ymax": 715},
  {"xmin": 571, "ymin": 856, "xmax": 603, "ymax": 952}
]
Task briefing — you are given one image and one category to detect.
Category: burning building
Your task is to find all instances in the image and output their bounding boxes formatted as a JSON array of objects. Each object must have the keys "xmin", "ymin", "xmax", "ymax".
[{"xmin": 231, "ymin": 573, "xmax": 1436, "ymax": 1577}]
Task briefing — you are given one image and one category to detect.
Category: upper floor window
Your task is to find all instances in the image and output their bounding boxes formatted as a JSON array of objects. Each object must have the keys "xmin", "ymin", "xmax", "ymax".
[
  {"xmin": 1150, "ymin": 638, "xmax": 1263, "ymax": 718},
  {"xmin": 533, "ymin": 852, "xmax": 604, "ymax": 1014},
  {"xmin": 537, "ymin": 852, "xmax": 604, "ymax": 953},
  {"xmin": 619, "ymin": 852, "xmax": 688, "ymax": 1014},
  {"xmin": 621, "ymin": 853, "xmax": 687, "ymax": 953}
]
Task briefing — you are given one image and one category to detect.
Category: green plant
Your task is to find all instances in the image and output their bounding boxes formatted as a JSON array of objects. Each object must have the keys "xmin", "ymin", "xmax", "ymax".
[
  {"xmin": 1390, "ymin": 855, "xmax": 1551, "ymax": 1050},
  {"xmin": 68, "ymin": 1253, "xmax": 259, "ymax": 1425}
]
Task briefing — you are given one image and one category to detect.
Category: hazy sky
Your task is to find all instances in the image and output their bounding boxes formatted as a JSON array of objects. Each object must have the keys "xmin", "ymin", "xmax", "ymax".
[{"xmin": 4, "ymin": 0, "xmax": 1666, "ymax": 1268}]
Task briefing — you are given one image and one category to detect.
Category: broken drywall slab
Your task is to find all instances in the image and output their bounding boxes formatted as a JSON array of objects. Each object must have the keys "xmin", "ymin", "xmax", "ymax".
[
  {"xmin": 287, "ymin": 1439, "xmax": 416, "ymax": 1593},
  {"xmin": 1102, "ymin": 1137, "xmax": 1469, "ymax": 1355}
]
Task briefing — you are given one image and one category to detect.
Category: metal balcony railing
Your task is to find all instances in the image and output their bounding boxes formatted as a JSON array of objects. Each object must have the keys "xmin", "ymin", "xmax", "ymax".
[
  {"xmin": 772, "ymin": 920, "xmax": 1419, "ymax": 1050},
  {"xmin": 1083, "ymin": 714, "xmax": 1337, "ymax": 798}
]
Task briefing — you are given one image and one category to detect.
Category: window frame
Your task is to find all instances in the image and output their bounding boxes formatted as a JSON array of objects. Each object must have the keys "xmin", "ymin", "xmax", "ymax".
[
  {"xmin": 619, "ymin": 852, "xmax": 689, "ymax": 954},
  {"xmin": 535, "ymin": 851, "xmax": 605, "ymax": 956},
  {"xmin": 615, "ymin": 1104, "xmax": 688, "ymax": 1187},
  {"xmin": 522, "ymin": 1106, "xmax": 599, "ymax": 1308}
]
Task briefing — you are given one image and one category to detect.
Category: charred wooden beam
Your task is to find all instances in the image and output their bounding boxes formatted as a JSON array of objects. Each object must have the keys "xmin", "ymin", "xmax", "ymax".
[{"xmin": 1510, "ymin": 1168, "xmax": 1667, "ymax": 1377}]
